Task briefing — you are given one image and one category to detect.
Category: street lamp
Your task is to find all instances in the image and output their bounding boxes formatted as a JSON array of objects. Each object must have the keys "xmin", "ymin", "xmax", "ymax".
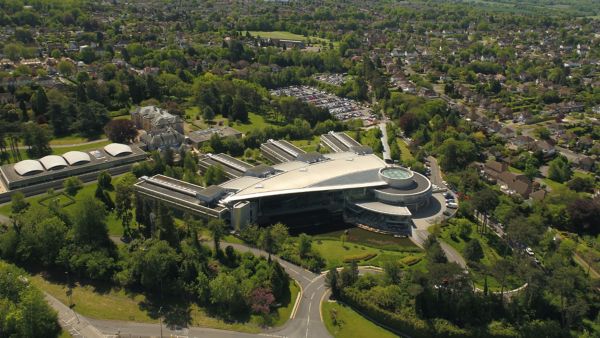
[{"xmin": 158, "ymin": 306, "xmax": 163, "ymax": 338}]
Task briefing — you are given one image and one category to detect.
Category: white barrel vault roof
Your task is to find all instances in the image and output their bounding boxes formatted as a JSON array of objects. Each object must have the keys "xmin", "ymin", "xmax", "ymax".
[
  {"xmin": 39, "ymin": 155, "xmax": 68, "ymax": 170},
  {"xmin": 13, "ymin": 159, "xmax": 44, "ymax": 176},
  {"xmin": 62, "ymin": 151, "xmax": 91, "ymax": 165},
  {"xmin": 104, "ymin": 143, "xmax": 132, "ymax": 157}
]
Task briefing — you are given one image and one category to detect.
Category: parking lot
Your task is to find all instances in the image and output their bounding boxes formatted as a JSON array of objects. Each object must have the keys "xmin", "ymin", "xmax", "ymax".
[{"xmin": 270, "ymin": 85, "xmax": 377, "ymax": 125}]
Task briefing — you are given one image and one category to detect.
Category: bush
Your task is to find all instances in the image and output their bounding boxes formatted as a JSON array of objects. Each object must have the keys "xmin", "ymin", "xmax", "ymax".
[
  {"xmin": 464, "ymin": 239, "xmax": 484, "ymax": 262},
  {"xmin": 343, "ymin": 253, "xmax": 377, "ymax": 263},
  {"xmin": 401, "ymin": 255, "xmax": 422, "ymax": 266},
  {"xmin": 63, "ymin": 176, "xmax": 83, "ymax": 196}
]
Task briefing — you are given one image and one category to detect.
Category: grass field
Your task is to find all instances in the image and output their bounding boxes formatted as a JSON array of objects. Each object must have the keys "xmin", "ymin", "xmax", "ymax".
[
  {"xmin": 244, "ymin": 31, "xmax": 332, "ymax": 46},
  {"xmin": 290, "ymin": 136, "xmax": 321, "ymax": 152},
  {"xmin": 313, "ymin": 239, "xmax": 422, "ymax": 269},
  {"xmin": 322, "ymin": 301, "xmax": 398, "ymax": 338},
  {"xmin": 314, "ymin": 227, "xmax": 418, "ymax": 251}
]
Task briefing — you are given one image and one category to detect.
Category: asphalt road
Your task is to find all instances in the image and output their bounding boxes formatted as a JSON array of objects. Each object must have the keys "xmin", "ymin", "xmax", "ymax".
[{"xmin": 379, "ymin": 121, "xmax": 391, "ymax": 161}]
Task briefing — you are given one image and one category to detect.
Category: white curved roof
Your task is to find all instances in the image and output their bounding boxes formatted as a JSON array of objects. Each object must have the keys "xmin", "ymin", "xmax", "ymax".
[
  {"xmin": 104, "ymin": 143, "xmax": 132, "ymax": 157},
  {"xmin": 14, "ymin": 159, "xmax": 44, "ymax": 176},
  {"xmin": 62, "ymin": 151, "xmax": 91, "ymax": 165},
  {"xmin": 39, "ymin": 155, "xmax": 68, "ymax": 170}
]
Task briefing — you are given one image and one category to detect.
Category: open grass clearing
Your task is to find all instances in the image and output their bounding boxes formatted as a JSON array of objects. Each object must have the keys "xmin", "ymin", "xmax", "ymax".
[
  {"xmin": 244, "ymin": 31, "xmax": 332, "ymax": 46},
  {"xmin": 314, "ymin": 239, "xmax": 422, "ymax": 269},
  {"xmin": 322, "ymin": 301, "xmax": 398, "ymax": 338},
  {"xmin": 290, "ymin": 136, "xmax": 321, "ymax": 152}
]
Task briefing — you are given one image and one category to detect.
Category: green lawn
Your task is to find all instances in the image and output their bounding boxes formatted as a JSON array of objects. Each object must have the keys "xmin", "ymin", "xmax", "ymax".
[
  {"xmin": 397, "ymin": 139, "xmax": 414, "ymax": 162},
  {"xmin": 229, "ymin": 112, "xmax": 275, "ymax": 133},
  {"xmin": 58, "ymin": 330, "xmax": 72, "ymax": 338},
  {"xmin": 273, "ymin": 280, "xmax": 300, "ymax": 327},
  {"xmin": 541, "ymin": 178, "xmax": 565, "ymax": 191},
  {"xmin": 290, "ymin": 136, "xmax": 321, "ymax": 152},
  {"xmin": 314, "ymin": 227, "xmax": 418, "ymax": 251},
  {"xmin": 322, "ymin": 301, "xmax": 398, "ymax": 338},
  {"xmin": 245, "ymin": 31, "xmax": 332, "ymax": 46},
  {"xmin": 314, "ymin": 239, "xmax": 422, "ymax": 269},
  {"xmin": 51, "ymin": 140, "xmax": 112, "ymax": 155}
]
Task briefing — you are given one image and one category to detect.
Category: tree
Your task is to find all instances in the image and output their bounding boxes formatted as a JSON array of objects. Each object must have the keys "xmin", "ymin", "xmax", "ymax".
[
  {"xmin": 97, "ymin": 171, "xmax": 112, "ymax": 190},
  {"xmin": 10, "ymin": 191, "xmax": 29, "ymax": 215},
  {"xmin": 325, "ymin": 268, "xmax": 341, "ymax": 298},
  {"xmin": 472, "ymin": 188, "xmax": 499, "ymax": 234},
  {"xmin": 202, "ymin": 106, "xmax": 215, "ymax": 121},
  {"xmin": 437, "ymin": 138, "xmax": 477, "ymax": 172},
  {"xmin": 22, "ymin": 122, "xmax": 51, "ymax": 158},
  {"xmin": 547, "ymin": 156, "xmax": 572, "ymax": 183},
  {"xmin": 63, "ymin": 177, "xmax": 83, "ymax": 196},
  {"xmin": 75, "ymin": 101, "xmax": 110, "ymax": 138},
  {"xmin": 0, "ymin": 262, "xmax": 60, "ymax": 337},
  {"xmin": 208, "ymin": 219, "xmax": 226, "ymax": 256},
  {"xmin": 463, "ymin": 239, "xmax": 484, "ymax": 262},
  {"xmin": 566, "ymin": 198, "xmax": 600, "ymax": 235},
  {"xmin": 115, "ymin": 173, "xmax": 136, "ymax": 239},
  {"xmin": 204, "ymin": 165, "xmax": 226, "ymax": 185},
  {"xmin": 155, "ymin": 204, "xmax": 179, "ymax": 247},
  {"xmin": 30, "ymin": 88, "xmax": 48, "ymax": 117},
  {"xmin": 48, "ymin": 102, "xmax": 71, "ymax": 136},
  {"xmin": 383, "ymin": 260, "xmax": 403, "ymax": 284},
  {"xmin": 249, "ymin": 287, "xmax": 275, "ymax": 315},
  {"xmin": 270, "ymin": 222, "xmax": 289, "ymax": 253},
  {"xmin": 209, "ymin": 273, "xmax": 242, "ymax": 313},
  {"xmin": 71, "ymin": 196, "xmax": 110, "ymax": 247},
  {"xmin": 138, "ymin": 239, "xmax": 180, "ymax": 294},
  {"xmin": 104, "ymin": 119, "xmax": 137, "ymax": 144},
  {"xmin": 566, "ymin": 176, "xmax": 594, "ymax": 193},
  {"xmin": 79, "ymin": 47, "xmax": 96, "ymax": 64},
  {"xmin": 298, "ymin": 233, "xmax": 312, "ymax": 258},
  {"xmin": 57, "ymin": 60, "xmax": 75, "ymax": 76},
  {"xmin": 259, "ymin": 227, "xmax": 274, "ymax": 261},
  {"xmin": 230, "ymin": 96, "xmax": 248, "ymax": 123}
]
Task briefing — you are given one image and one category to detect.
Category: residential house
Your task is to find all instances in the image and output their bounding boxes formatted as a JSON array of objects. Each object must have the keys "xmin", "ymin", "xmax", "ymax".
[
  {"xmin": 139, "ymin": 127, "xmax": 185, "ymax": 151},
  {"xmin": 498, "ymin": 171, "xmax": 532, "ymax": 198},
  {"xmin": 131, "ymin": 106, "xmax": 184, "ymax": 134}
]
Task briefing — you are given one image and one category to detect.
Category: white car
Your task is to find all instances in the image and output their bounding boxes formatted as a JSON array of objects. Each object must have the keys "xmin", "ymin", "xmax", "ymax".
[
  {"xmin": 446, "ymin": 202, "xmax": 458, "ymax": 209},
  {"xmin": 525, "ymin": 247, "xmax": 534, "ymax": 256}
]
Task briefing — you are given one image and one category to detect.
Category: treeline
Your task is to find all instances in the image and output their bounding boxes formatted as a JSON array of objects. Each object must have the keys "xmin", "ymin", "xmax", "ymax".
[
  {"xmin": 325, "ymin": 234, "xmax": 598, "ymax": 337},
  {"xmin": 0, "ymin": 173, "xmax": 292, "ymax": 323}
]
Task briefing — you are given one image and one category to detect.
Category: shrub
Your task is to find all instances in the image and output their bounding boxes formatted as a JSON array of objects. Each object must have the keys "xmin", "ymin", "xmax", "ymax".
[{"xmin": 63, "ymin": 176, "xmax": 83, "ymax": 196}]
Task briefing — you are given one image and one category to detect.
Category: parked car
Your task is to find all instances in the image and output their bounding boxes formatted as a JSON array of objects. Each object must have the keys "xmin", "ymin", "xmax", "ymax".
[
  {"xmin": 446, "ymin": 202, "xmax": 458, "ymax": 209},
  {"xmin": 443, "ymin": 210, "xmax": 452, "ymax": 216},
  {"xmin": 525, "ymin": 247, "xmax": 534, "ymax": 256}
]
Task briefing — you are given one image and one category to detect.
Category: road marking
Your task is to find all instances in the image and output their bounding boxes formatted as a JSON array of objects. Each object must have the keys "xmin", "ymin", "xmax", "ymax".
[
  {"xmin": 319, "ymin": 290, "xmax": 329, "ymax": 323},
  {"xmin": 305, "ymin": 302, "xmax": 312, "ymax": 338},
  {"xmin": 317, "ymin": 284, "xmax": 324, "ymax": 291},
  {"xmin": 288, "ymin": 267, "xmax": 299, "ymax": 274},
  {"xmin": 290, "ymin": 280, "xmax": 303, "ymax": 319},
  {"xmin": 310, "ymin": 292, "xmax": 315, "ymax": 300}
]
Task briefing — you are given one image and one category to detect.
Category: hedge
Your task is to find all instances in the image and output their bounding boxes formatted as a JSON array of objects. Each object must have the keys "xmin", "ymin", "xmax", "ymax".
[
  {"xmin": 340, "ymin": 288, "xmax": 469, "ymax": 338},
  {"xmin": 343, "ymin": 253, "xmax": 378, "ymax": 263}
]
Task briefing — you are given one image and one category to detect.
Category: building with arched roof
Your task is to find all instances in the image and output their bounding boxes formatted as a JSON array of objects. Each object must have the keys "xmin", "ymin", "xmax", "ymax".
[
  {"xmin": 104, "ymin": 143, "xmax": 133, "ymax": 157},
  {"xmin": 0, "ymin": 144, "xmax": 146, "ymax": 193},
  {"xmin": 13, "ymin": 160, "xmax": 44, "ymax": 176},
  {"xmin": 62, "ymin": 151, "xmax": 91, "ymax": 166},
  {"xmin": 39, "ymin": 155, "xmax": 68, "ymax": 170}
]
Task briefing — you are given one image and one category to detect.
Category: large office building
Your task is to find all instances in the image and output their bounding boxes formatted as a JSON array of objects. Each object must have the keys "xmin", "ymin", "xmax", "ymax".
[
  {"xmin": 0, "ymin": 143, "xmax": 147, "ymax": 200},
  {"xmin": 134, "ymin": 134, "xmax": 432, "ymax": 235}
]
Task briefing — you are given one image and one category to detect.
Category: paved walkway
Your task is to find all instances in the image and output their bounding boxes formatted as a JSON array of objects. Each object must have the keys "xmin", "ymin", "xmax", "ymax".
[
  {"xmin": 16, "ymin": 138, "xmax": 108, "ymax": 150},
  {"xmin": 44, "ymin": 292, "xmax": 104, "ymax": 338}
]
